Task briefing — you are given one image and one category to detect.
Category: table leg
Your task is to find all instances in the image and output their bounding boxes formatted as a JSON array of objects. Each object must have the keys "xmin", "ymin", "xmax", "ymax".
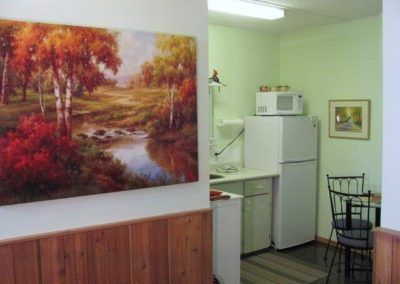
[
  {"xmin": 375, "ymin": 207, "xmax": 381, "ymax": 227},
  {"xmin": 345, "ymin": 247, "xmax": 351, "ymax": 277}
]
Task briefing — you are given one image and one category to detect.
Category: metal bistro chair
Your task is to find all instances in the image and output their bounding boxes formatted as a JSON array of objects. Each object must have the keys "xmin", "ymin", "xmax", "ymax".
[
  {"xmin": 324, "ymin": 174, "xmax": 372, "ymax": 260},
  {"xmin": 326, "ymin": 189, "xmax": 373, "ymax": 282}
]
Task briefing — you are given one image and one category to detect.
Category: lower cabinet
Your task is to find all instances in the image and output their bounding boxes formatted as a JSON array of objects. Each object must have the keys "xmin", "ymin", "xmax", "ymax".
[
  {"xmin": 211, "ymin": 178, "xmax": 272, "ymax": 254},
  {"xmin": 243, "ymin": 193, "xmax": 271, "ymax": 253}
]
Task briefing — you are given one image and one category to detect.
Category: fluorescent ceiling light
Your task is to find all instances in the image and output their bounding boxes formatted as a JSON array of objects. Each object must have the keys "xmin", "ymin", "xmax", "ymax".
[{"xmin": 208, "ymin": 0, "xmax": 284, "ymax": 20}]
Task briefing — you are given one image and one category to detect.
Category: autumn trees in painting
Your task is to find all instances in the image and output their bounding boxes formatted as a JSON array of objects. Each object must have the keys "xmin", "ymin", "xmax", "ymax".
[
  {"xmin": 147, "ymin": 35, "xmax": 196, "ymax": 130},
  {"xmin": 1, "ymin": 21, "xmax": 121, "ymax": 135},
  {"xmin": 0, "ymin": 19, "xmax": 198, "ymax": 205},
  {"xmin": 46, "ymin": 27, "xmax": 121, "ymax": 137}
]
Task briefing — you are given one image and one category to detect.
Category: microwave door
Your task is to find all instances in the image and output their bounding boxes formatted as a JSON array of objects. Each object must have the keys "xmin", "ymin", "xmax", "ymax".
[{"xmin": 277, "ymin": 95, "xmax": 294, "ymax": 112}]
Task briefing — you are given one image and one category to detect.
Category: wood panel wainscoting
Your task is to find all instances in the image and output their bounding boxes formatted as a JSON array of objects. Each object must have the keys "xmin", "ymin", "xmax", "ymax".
[
  {"xmin": 0, "ymin": 209, "xmax": 212, "ymax": 284},
  {"xmin": 373, "ymin": 227, "xmax": 400, "ymax": 283}
]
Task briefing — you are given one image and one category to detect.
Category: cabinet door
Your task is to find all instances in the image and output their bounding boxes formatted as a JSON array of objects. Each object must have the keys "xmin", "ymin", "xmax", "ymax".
[
  {"xmin": 212, "ymin": 182, "xmax": 244, "ymax": 196},
  {"xmin": 243, "ymin": 193, "xmax": 272, "ymax": 254}
]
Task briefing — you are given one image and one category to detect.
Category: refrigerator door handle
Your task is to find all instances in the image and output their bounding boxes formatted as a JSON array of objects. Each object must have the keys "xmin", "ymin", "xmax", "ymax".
[{"xmin": 279, "ymin": 158, "xmax": 316, "ymax": 164}]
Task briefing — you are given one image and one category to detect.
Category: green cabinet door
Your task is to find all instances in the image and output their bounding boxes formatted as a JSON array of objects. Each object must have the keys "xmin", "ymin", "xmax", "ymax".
[
  {"xmin": 211, "ymin": 178, "xmax": 273, "ymax": 255},
  {"xmin": 243, "ymin": 193, "xmax": 272, "ymax": 254}
]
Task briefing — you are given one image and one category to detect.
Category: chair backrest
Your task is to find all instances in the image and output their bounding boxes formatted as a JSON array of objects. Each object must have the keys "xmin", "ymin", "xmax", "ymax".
[
  {"xmin": 326, "ymin": 173, "xmax": 365, "ymax": 194},
  {"xmin": 328, "ymin": 188, "xmax": 372, "ymax": 245}
]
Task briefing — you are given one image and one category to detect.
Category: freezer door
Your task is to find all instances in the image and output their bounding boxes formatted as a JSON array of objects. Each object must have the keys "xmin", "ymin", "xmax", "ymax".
[
  {"xmin": 244, "ymin": 116, "xmax": 279, "ymax": 173},
  {"xmin": 279, "ymin": 116, "xmax": 318, "ymax": 163},
  {"xmin": 272, "ymin": 160, "xmax": 317, "ymax": 249}
]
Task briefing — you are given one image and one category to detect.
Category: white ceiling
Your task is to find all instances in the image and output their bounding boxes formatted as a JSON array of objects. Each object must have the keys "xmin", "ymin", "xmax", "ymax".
[{"xmin": 208, "ymin": 0, "xmax": 382, "ymax": 34}]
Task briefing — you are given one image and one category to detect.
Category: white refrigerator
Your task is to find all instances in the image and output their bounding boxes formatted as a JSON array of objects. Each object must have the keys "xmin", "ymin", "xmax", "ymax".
[{"xmin": 244, "ymin": 115, "xmax": 318, "ymax": 250}]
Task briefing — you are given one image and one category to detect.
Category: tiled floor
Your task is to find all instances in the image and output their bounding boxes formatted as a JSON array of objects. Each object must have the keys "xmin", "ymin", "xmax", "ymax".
[{"xmin": 281, "ymin": 242, "xmax": 372, "ymax": 283}]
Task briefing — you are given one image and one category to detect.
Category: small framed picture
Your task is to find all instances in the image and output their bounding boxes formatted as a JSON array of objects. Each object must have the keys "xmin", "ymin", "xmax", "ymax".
[{"xmin": 329, "ymin": 100, "xmax": 370, "ymax": 140}]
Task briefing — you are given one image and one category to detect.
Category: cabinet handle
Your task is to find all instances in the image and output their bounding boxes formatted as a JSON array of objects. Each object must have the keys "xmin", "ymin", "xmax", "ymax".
[{"xmin": 245, "ymin": 200, "xmax": 251, "ymax": 210}]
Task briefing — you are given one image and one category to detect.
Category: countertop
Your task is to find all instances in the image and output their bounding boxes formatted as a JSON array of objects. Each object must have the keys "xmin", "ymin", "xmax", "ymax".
[
  {"xmin": 209, "ymin": 167, "xmax": 279, "ymax": 185},
  {"xmin": 210, "ymin": 192, "xmax": 243, "ymax": 207}
]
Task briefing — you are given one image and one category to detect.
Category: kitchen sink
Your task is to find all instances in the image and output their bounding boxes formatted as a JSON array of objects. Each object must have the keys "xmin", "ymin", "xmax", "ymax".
[{"xmin": 210, "ymin": 174, "xmax": 224, "ymax": 180}]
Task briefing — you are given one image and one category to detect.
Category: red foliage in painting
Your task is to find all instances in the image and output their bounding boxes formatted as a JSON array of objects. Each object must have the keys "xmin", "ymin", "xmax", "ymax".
[
  {"xmin": 179, "ymin": 78, "xmax": 197, "ymax": 123},
  {"xmin": 0, "ymin": 115, "xmax": 81, "ymax": 196},
  {"xmin": 179, "ymin": 78, "xmax": 196, "ymax": 102}
]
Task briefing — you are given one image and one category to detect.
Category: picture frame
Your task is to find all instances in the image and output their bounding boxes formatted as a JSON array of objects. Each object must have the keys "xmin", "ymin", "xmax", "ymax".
[{"xmin": 329, "ymin": 100, "xmax": 370, "ymax": 140}]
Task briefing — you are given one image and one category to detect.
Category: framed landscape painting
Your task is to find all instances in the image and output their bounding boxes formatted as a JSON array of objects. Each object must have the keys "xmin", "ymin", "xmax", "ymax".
[
  {"xmin": 0, "ymin": 19, "xmax": 198, "ymax": 205},
  {"xmin": 329, "ymin": 100, "xmax": 370, "ymax": 140}
]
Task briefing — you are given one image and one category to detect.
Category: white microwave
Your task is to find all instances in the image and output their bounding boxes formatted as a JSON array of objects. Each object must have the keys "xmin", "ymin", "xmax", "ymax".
[{"xmin": 256, "ymin": 91, "xmax": 303, "ymax": 115}]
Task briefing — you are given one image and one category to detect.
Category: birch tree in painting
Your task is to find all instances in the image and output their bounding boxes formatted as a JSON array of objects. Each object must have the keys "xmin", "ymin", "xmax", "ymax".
[
  {"xmin": 38, "ymin": 26, "xmax": 122, "ymax": 136},
  {"xmin": 0, "ymin": 21, "xmax": 17, "ymax": 105},
  {"xmin": 151, "ymin": 35, "xmax": 196, "ymax": 129}
]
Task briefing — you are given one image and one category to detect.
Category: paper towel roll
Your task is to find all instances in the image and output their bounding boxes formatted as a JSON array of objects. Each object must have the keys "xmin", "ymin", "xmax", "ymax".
[{"xmin": 216, "ymin": 119, "xmax": 244, "ymax": 127}]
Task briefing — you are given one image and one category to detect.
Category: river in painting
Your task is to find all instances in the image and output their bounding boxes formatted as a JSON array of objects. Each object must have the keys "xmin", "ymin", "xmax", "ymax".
[
  {"xmin": 108, "ymin": 138, "xmax": 173, "ymax": 182},
  {"xmin": 76, "ymin": 124, "xmax": 190, "ymax": 184}
]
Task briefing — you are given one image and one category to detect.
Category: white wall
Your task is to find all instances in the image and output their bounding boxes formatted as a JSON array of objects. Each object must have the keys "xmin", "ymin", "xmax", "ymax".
[
  {"xmin": 382, "ymin": 0, "xmax": 400, "ymax": 230},
  {"xmin": 0, "ymin": 0, "xmax": 209, "ymax": 240}
]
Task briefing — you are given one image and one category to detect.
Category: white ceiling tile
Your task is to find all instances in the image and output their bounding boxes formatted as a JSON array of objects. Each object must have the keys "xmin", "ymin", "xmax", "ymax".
[
  {"xmin": 208, "ymin": 0, "xmax": 382, "ymax": 34},
  {"xmin": 264, "ymin": 0, "xmax": 382, "ymax": 20}
]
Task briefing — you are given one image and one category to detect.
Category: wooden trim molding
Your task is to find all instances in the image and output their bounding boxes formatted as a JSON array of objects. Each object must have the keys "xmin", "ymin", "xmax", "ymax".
[
  {"xmin": 0, "ymin": 208, "xmax": 210, "ymax": 246},
  {"xmin": 373, "ymin": 227, "xmax": 400, "ymax": 283},
  {"xmin": 315, "ymin": 235, "xmax": 334, "ymax": 245},
  {"xmin": 0, "ymin": 209, "xmax": 212, "ymax": 284}
]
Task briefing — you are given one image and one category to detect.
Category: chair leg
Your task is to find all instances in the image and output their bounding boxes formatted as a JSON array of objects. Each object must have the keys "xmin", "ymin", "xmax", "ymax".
[
  {"xmin": 361, "ymin": 250, "xmax": 366, "ymax": 273},
  {"xmin": 337, "ymin": 244, "xmax": 342, "ymax": 273},
  {"xmin": 369, "ymin": 250, "xmax": 372, "ymax": 269},
  {"xmin": 326, "ymin": 243, "xmax": 338, "ymax": 284},
  {"xmin": 324, "ymin": 227, "xmax": 334, "ymax": 260},
  {"xmin": 351, "ymin": 249, "xmax": 356, "ymax": 277}
]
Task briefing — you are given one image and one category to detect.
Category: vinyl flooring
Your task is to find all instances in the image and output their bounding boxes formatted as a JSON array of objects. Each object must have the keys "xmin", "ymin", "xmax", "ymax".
[
  {"xmin": 241, "ymin": 242, "xmax": 372, "ymax": 284},
  {"xmin": 241, "ymin": 250, "xmax": 327, "ymax": 283},
  {"xmin": 281, "ymin": 242, "xmax": 372, "ymax": 283}
]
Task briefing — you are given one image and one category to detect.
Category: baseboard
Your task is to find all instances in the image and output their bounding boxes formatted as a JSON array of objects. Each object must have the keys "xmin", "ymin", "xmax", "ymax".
[
  {"xmin": 315, "ymin": 235, "xmax": 336, "ymax": 245},
  {"xmin": 241, "ymin": 247, "xmax": 271, "ymax": 259}
]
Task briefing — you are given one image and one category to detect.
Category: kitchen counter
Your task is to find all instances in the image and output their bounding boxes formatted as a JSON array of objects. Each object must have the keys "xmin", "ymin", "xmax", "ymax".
[
  {"xmin": 209, "ymin": 167, "xmax": 279, "ymax": 185},
  {"xmin": 210, "ymin": 191, "xmax": 243, "ymax": 204}
]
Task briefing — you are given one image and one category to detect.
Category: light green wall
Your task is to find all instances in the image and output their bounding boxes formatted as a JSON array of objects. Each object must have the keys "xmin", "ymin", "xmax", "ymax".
[
  {"xmin": 279, "ymin": 16, "xmax": 382, "ymax": 238},
  {"xmin": 208, "ymin": 24, "xmax": 279, "ymax": 163},
  {"xmin": 209, "ymin": 16, "xmax": 382, "ymax": 239}
]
